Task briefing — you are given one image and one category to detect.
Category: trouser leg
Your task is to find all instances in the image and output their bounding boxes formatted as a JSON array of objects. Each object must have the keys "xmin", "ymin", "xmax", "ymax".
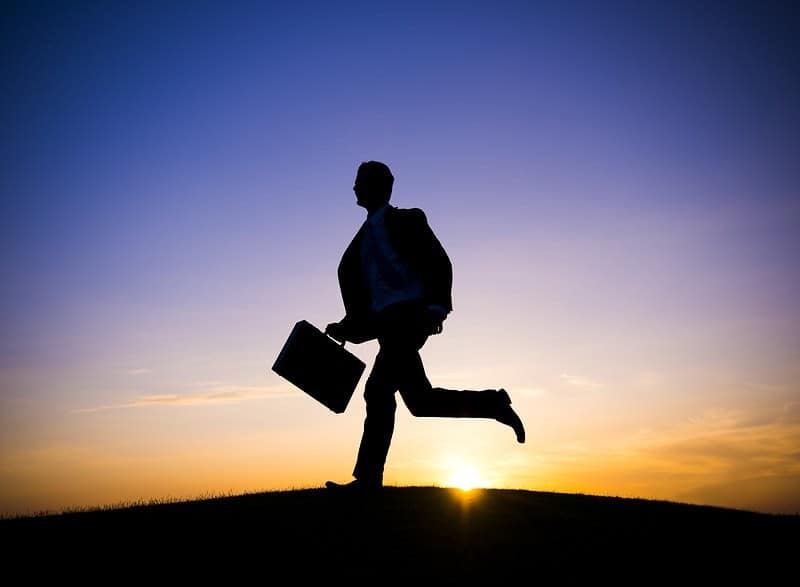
[
  {"xmin": 390, "ymin": 340, "xmax": 503, "ymax": 418},
  {"xmin": 353, "ymin": 339, "xmax": 505, "ymax": 483},
  {"xmin": 352, "ymin": 347, "xmax": 396, "ymax": 484},
  {"xmin": 352, "ymin": 301, "xmax": 508, "ymax": 482},
  {"xmin": 402, "ymin": 385, "xmax": 505, "ymax": 418}
]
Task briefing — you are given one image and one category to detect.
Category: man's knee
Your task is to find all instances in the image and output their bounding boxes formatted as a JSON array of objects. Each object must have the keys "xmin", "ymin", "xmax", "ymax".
[
  {"xmin": 402, "ymin": 390, "xmax": 429, "ymax": 417},
  {"xmin": 404, "ymin": 397, "xmax": 421, "ymax": 416},
  {"xmin": 364, "ymin": 379, "xmax": 397, "ymax": 413}
]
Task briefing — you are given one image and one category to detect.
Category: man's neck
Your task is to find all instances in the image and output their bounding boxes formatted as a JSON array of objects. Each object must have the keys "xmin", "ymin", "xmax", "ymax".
[{"xmin": 366, "ymin": 202, "xmax": 389, "ymax": 218}]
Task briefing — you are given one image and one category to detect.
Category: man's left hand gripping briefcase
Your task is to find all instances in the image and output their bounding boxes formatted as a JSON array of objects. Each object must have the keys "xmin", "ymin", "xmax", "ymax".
[{"xmin": 272, "ymin": 320, "xmax": 366, "ymax": 414}]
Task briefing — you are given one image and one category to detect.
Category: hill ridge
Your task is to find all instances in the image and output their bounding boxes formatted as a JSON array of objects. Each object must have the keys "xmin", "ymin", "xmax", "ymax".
[
  {"xmin": 2, "ymin": 485, "xmax": 791, "ymax": 521},
  {"xmin": 3, "ymin": 486, "xmax": 795, "ymax": 580}
]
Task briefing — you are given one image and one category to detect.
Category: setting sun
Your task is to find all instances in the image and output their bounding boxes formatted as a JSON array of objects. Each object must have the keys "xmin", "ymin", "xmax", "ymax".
[{"xmin": 447, "ymin": 464, "xmax": 485, "ymax": 492}]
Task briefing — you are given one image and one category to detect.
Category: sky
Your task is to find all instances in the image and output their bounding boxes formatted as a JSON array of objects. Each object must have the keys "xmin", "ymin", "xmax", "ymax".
[{"xmin": 1, "ymin": 1, "xmax": 799, "ymax": 516}]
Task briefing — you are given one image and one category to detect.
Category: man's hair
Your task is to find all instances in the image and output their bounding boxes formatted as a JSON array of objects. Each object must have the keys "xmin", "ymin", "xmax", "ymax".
[{"xmin": 356, "ymin": 160, "xmax": 394, "ymax": 199}]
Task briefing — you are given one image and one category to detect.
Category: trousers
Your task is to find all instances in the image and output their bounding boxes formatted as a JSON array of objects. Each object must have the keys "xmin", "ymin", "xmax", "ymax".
[{"xmin": 352, "ymin": 301, "xmax": 504, "ymax": 483}]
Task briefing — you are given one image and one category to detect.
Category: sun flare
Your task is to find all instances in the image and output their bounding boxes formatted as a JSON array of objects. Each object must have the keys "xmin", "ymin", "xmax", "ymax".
[{"xmin": 447, "ymin": 464, "xmax": 485, "ymax": 491}]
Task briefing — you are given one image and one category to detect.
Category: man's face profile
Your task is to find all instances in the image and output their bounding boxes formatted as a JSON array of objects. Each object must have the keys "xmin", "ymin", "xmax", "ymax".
[{"xmin": 353, "ymin": 173, "xmax": 385, "ymax": 209}]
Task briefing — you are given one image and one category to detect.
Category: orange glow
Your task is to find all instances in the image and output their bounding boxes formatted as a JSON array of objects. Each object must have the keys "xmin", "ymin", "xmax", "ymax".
[{"xmin": 447, "ymin": 463, "xmax": 484, "ymax": 492}]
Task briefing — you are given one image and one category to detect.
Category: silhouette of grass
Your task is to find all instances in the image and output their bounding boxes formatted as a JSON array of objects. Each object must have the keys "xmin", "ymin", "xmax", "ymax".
[{"xmin": 2, "ymin": 486, "xmax": 795, "ymax": 581}]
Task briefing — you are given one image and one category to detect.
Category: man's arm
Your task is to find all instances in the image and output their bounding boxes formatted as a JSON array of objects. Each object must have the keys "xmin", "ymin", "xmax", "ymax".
[
  {"xmin": 324, "ymin": 321, "xmax": 347, "ymax": 343},
  {"xmin": 394, "ymin": 208, "xmax": 452, "ymax": 335},
  {"xmin": 327, "ymin": 227, "xmax": 378, "ymax": 344},
  {"xmin": 325, "ymin": 317, "xmax": 376, "ymax": 344},
  {"xmin": 406, "ymin": 208, "xmax": 453, "ymax": 314}
]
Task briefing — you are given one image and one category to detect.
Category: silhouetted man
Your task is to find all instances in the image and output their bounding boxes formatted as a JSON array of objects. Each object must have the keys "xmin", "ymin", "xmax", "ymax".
[{"xmin": 325, "ymin": 161, "xmax": 524, "ymax": 492}]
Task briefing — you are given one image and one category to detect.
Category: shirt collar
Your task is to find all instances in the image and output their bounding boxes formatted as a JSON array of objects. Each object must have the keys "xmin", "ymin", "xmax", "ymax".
[{"xmin": 366, "ymin": 202, "xmax": 390, "ymax": 225}]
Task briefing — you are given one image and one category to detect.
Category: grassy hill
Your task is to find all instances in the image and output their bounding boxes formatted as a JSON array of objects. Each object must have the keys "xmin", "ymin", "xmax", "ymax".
[{"xmin": 2, "ymin": 486, "xmax": 795, "ymax": 581}]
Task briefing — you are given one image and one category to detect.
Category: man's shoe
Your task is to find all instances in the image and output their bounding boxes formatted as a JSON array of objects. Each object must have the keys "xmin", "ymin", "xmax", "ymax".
[
  {"xmin": 325, "ymin": 479, "xmax": 382, "ymax": 493},
  {"xmin": 495, "ymin": 388, "xmax": 525, "ymax": 443}
]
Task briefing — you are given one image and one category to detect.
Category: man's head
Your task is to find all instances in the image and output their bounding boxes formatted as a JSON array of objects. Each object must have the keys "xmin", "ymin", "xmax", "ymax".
[{"xmin": 353, "ymin": 161, "xmax": 394, "ymax": 211}]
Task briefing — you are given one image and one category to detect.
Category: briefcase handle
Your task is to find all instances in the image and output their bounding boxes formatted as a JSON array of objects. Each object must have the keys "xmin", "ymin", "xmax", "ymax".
[
  {"xmin": 320, "ymin": 321, "xmax": 348, "ymax": 348},
  {"xmin": 327, "ymin": 333, "xmax": 346, "ymax": 348}
]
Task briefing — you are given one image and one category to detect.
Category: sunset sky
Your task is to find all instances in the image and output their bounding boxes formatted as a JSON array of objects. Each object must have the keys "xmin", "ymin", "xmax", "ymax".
[{"xmin": 2, "ymin": 1, "xmax": 798, "ymax": 516}]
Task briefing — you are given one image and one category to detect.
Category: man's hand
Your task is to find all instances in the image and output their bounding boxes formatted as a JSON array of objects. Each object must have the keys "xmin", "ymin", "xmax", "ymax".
[{"xmin": 325, "ymin": 321, "xmax": 347, "ymax": 343}]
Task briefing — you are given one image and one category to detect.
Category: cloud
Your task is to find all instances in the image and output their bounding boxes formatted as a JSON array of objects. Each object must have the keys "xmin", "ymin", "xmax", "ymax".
[
  {"xmin": 70, "ymin": 384, "xmax": 295, "ymax": 414},
  {"xmin": 124, "ymin": 368, "xmax": 152, "ymax": 376},
  {"xmin": 662, "ymin": 409, "xmax": 799, "ymax": 461},
  {"xmin": 559, "ymin": 374, "xmax": 604, "ymax": 390},
  {"xmin": 504, "ymin": 403, "xmax": 800, "ymax": 513},
  {"xmin": 512, "ymin": 387, "xmax": 547, "ymax": 398},
  {"xmin": 779, "ymin": 401, "xmax": 800, "ymax": 424},
  {"xmin": 686, "ymin": 407, "xmax": 749, "ymax": 429}
]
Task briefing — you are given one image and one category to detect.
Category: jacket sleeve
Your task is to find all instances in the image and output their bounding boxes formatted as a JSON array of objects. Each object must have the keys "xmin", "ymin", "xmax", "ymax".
[
  {"xmin": 406, "ymin": 208, "xmax": 453, "ymax": 313},
  {"xmin": 336, "ymin": 228, "xmax": 378, "ymax": 343}
]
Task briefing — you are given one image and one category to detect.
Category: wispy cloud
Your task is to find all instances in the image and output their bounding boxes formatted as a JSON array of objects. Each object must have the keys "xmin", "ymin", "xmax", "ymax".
[
  {"xmin": 779, "ymin": 400, "xmax": 800, "ymax": 424},
  {"xmin": 511, "ymin": 386, "xmax": 547, "ymax": 398},
  {"xmin": 123, "ymin": 368, "xmax": 152, "ymax": 376},
  {"xmin": 507, "ymin": 404, "xmax": 800, "ymax": 513},
  {"xmin": 559, "ymin": 374, "xmax": 604, "ymax": 390},
  {"xmin": 649, "ymin": 407, "xmax": 800, "ymax": 469},
  {"xmin": 71, "ymin": 384, "xmax": 295, "ymax": 414}
]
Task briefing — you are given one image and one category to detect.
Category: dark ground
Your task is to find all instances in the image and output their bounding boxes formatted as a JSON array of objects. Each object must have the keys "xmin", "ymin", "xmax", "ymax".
[{"xmin": 2, "ymin": 487, "xmax": 795, "ymax": 582}]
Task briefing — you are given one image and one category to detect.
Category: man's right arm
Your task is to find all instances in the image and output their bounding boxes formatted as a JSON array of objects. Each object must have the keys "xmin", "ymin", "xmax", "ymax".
[{"xmin": 324, "ymin": 321, "xmax": 347, "ymax": 343}]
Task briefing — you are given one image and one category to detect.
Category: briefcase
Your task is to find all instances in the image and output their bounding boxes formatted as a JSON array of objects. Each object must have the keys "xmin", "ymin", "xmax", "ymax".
[{"xmin": 272, "ymin": 320, "xmax": 366, "ymax": 414}]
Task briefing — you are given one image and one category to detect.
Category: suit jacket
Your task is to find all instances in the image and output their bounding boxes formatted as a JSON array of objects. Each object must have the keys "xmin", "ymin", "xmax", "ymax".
[{"xmin": 337, "ymin": 205, "xmax": 453, "ymax": 342}]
